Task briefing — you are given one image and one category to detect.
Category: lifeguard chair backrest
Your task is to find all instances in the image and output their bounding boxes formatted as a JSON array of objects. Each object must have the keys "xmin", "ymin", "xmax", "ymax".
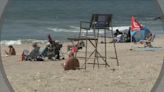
[{"xmin": 90, "ymin": 14, "xmax": 112, "ymax": 29}]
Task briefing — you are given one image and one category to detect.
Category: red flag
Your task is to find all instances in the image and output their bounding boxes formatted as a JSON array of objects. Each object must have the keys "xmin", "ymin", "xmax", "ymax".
[{"xmin": 131, "ymin": 16, "xmax": 143, "ymax": 31}]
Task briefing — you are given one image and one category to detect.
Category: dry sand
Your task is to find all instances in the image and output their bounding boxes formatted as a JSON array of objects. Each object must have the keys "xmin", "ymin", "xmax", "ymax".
[{"xmin": 1, "ymin": 37, "xmax": 164, "ymax": 92}]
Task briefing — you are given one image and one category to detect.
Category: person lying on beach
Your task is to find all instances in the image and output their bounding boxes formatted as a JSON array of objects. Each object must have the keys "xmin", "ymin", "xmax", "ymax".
[
  {"xmin": 61, "ymin": 52, "xmax": 79, "ymax": 70},
  {"xmin": 5, "ymin": 45, "xmax": 16, "ymax": 56}
]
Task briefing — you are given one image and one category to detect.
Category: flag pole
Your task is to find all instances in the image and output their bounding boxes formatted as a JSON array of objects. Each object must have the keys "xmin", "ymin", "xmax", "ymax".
[{"xmin": 130, "ymin": 28, "xmax": 133, "ymax": 50}]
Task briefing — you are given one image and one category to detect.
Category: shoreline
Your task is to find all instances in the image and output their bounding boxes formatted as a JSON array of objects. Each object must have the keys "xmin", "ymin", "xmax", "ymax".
[{"xmin": 1, "ymin": 32, "xmax": 164, "ymax": 46}]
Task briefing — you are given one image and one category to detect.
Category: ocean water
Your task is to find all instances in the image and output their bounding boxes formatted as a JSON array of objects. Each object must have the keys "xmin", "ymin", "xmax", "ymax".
[{"xmin": 1, "ymin": 0, "xmax": 163, "ymax": 44}]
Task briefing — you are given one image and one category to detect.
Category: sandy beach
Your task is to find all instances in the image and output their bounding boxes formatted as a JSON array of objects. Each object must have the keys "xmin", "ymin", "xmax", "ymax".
[{"xmin": 1, "ymin": 37, "xmax": 164, "ymax": 92}]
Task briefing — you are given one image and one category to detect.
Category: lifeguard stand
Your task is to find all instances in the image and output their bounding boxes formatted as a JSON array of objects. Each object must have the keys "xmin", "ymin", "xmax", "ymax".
[{"xmin": 68, "ymin": 14, "xmax": 119, "ymax": 69}]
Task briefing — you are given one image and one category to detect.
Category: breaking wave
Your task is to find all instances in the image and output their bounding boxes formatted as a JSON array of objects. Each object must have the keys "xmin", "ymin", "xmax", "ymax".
[
  {"xmin": 47, "ymin": 26, "xmax": 130, "ymax": 33},
  {"xmin": 0, "ymin": 39, "xmax": 48, "ymax": 45}
]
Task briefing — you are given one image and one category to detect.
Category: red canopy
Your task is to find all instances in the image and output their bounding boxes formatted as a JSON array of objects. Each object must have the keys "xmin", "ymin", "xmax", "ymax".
[{"xmin": 131, "ymin": 16, "xmax": 143, "ymax": 31}]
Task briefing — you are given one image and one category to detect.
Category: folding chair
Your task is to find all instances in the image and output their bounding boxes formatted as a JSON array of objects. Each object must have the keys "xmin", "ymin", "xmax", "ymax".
[{"xmin": 140, "ymin": 33, "xmax": 155, "ymax": 47}]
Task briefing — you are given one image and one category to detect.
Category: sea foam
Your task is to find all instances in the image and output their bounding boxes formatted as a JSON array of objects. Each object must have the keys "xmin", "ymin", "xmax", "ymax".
[
  {"xmin": 47, "ymin": 26, "xmax": 129, "ymax": 33},
  {"xmin": 0, "ymin": 39, "xmax": 48, "ymax": 45}
]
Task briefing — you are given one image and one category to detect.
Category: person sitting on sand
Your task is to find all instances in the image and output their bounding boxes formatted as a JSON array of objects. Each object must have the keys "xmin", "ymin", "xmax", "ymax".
[
  {"xmin": 114, "ymin": 29, "xmax": 123, "ymax": 37},
  {"xmin": 41, "ymin": 43, "xmax": 56, "ymax": 60},
  {"xmin": 5, "ymin": 45, "xmax": 16, "ymax": 56},
  {"xmin": 25, "ymin": 43, "xmax": 41, "ymax": 61},
  {"xmin": 61, "ymin": 52, "xmax": 79, "ymax": 70},
  {"xmin": 113, "ymin": 29, "xmax": 123, "ymax": 43},
  {"xmin": 46, "ymin": 34, "xmax": 62, "ymax": 60},
  {"xmin": 39, "ymin": 34, "xmax": 64, "ymax": 60}
]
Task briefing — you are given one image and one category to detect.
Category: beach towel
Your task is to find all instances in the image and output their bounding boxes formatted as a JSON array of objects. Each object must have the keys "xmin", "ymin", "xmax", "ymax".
[{"xmin": 131, "ymin": 46, "xmax": 164, "ymax": 51}]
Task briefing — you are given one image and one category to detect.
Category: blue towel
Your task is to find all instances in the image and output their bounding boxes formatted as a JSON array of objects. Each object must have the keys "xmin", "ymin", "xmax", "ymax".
[{"xmin": 132, "ymin": 47, "xmax": 164, "ymax": 51}]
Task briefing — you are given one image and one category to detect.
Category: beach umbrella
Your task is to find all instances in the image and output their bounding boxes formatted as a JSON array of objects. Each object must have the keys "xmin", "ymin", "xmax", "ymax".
[
  {"xmin": 130, "ymin": 16, "xmax": 150, "ymax": 42},
  {"xmin": 132, "ymin": 27, "xmax": 151, "ymax": 42}
]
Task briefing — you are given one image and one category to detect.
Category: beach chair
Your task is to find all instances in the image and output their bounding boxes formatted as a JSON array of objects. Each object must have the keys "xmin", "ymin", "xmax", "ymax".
[{"xmin": 140, "ymin": 33, "xmax": 155, "ymax": 47}]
